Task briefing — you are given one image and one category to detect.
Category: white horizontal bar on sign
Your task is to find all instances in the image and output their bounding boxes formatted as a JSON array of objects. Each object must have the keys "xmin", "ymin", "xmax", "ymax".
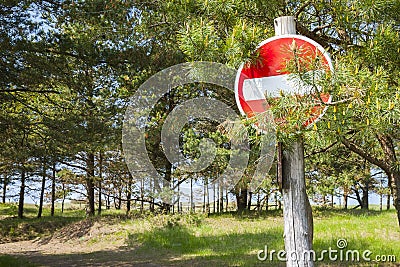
[{"xmin": 242, "ymin": 71, "xmax": 323, "ymax": 100}]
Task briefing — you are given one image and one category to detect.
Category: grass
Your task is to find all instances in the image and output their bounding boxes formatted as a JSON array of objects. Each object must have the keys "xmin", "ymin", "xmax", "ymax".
[
  {"xmin": 128, "ymin": 215, "xmax": 284, "ymax": 266},
  {"xmin": 0, "ymin": 202, "xmax": 132, "ymax": 243},
  {"xmin": 0, "ymin": 203, "xmax": 399, "ymax": 266},
  {"xmin": 0, "ymin": 203, "xmax": 85, "ymax": 243},
  {"xmin": 125, "ymin": 209, "xmax": 400, "ymax": 266},
  {"xmin": 313, "ymin": 209, "xmax": 400, "ymax": 265},
  {"xmin": 0, "ymin": 255, "xmax": 36, "ymax": 267}
]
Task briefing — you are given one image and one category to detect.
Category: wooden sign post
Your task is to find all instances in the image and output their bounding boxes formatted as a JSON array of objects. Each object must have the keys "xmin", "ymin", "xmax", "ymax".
[
  {"xmin": 234, "ymin": 15, "xmax": 330, "ymax": 266},
  {"xmin": 275, "ymin": 16, "xmax": 314, "ymax": 267}
]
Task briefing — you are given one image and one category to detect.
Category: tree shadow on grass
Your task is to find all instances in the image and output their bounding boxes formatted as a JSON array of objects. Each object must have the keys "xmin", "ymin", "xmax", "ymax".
[
  {"xmin": 3, "ymin": 225, "xmax": 396, "ymax": 267},
  {"xmin": 125, "ymin": 224, "xmax": 398, "ymax": 267},
  {"xmin": 207, "ymin": 209, "xmax": 283, "ymax": 220},
  {"xmin": 312, "ymin": 207, "xmax": 393, "ymax": 218},
  {"xmin": 2, "ymin": 226, "xmax": 286, "ymax": 267},
  {"xmin": 0, "ymin": 204, "xmax": 19, "ymax": 216},
  {"xmin": 127, "ymin": 224, "xmax": 282, "ymax": 255}
]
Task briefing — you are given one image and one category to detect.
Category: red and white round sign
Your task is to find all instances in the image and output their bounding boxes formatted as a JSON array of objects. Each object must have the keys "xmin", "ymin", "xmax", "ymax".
[{"xmin": 235, "ymin": 34, "xmax": 333, "ymax": 127}]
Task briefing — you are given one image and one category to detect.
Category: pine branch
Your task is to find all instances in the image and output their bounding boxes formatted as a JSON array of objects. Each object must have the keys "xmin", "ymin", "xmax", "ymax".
[
  {"xmin": 305, "ymin": 141, "xmax": 338, "ymax": 158},
  {"xmin": 0, "ymin": 87, "xmax": 59, "ymax": 94},
  {"xmin": 341, "ymin": 137, "xmax": 389, "ymax": 174},
  {"xmin": 295, "ymin": 0, "xmax": 312, "ymax": 19},
  {"xmin": 58, "ymin": 160, "xmax": 89, "ymax": 173}
]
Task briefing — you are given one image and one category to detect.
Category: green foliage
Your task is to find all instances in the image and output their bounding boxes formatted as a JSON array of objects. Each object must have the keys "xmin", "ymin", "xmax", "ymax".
[{"xmin": 1, "ymin": 0, "xmax": 400, "ymax": 220}]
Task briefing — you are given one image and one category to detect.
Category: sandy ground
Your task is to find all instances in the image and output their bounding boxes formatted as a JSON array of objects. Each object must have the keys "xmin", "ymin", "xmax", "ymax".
[{"xmin": 0, "ymin": 220, "xmax": 165, "ymax": 267}]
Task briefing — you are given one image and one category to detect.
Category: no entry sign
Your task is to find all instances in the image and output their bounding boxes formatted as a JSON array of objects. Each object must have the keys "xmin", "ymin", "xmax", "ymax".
[{"xmin": 235, "ymin": 34, "xmax": 333, "ymax": 127}]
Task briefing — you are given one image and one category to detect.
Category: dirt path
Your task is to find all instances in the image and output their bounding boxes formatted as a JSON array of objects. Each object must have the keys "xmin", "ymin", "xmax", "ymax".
[
  {"xmin": 0, "ymin": 238, "xmax": 170, "ymax": 267},
  {"xmin": 0, "ymin": 218, "xmax": 170, "ymax": 267}
]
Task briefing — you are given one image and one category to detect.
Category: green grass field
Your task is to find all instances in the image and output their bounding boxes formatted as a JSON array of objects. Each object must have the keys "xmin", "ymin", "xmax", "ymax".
[{"xmin": 0, "ymin": 203, "xmax": 399, "ymax": 266}]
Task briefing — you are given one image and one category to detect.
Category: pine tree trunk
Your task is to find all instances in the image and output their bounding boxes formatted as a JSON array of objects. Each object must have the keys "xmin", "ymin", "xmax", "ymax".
[
  {"xmin": 126, "ymin": 174, "xmax": 133, "ymax": 214},
  {"xmin": 190, "ymin": 177, "xmax": 194, "ymax": 212},
  {"xmin": 216, "ymin": 181, "xmax": 220, "ymax": 213},
  {"xmin": 219, "ymin": 182, "xmax": 224, "ymax": 212},
  {"xmin": 140, "ymin": 178, "xmax": 144, "ymax": 213},
  {"xmin": 375, "ymin": 134, "xmax": 400, "ymax": 225},
  {"xmin": 236, "ymin": 187, "xmax": 248, "ymax": 213},
  {"xmin": 162, "ymin": 161, "xmax": 172, "ymax": 213},
  {"xmin": 176, "ymin": 181, "xmax": 180, "ymax": 213},
  {"xmin": 86, "ymin": 153, "xmax": 96, "ymax": 216},
  {"xmin": 126, "ymin": 190, "xmax": 131, "ymax": 213},
  {"xmin": 51, "ymin": 162, "xmax": 56, "ymax": 216},
  {"xmin": 343, "ymin": 188, "xmax": 348, "ymax": 210},
  {"xmin": 265, "ymin": 194, "xmax": 269, "ymax": 211},
  {"xmin": 61, "ymin": 183, "xmax": 65, "ymax": 213},
  {"xmin": 98, "ymin": 152, "xmax": 103, "ymax": 215},
  {"xmin": 389, "ymin": 172, "xmax": 400, "ymax": 226},
  {"xmin": 355, "ymin": 189, "xmax": 363, "ymax": 208},
  {"xmin": 18, "ymin": 167, "xmax": 26, "ymax": 218},
  {"xmin": 361, "ymin": 186, "xmax": 369, "ymax": 210},
  {"xmin": 115, "ymin": 190, "xmax": 122, "ymax": 209},
  {"xmin": 37, "ymin": 159, "xmax": 47, "ymax": 218},
  {"xmin": 213, "ymin": 182, "xmax": 216, "ymax": 213},
  {"xmin": 343, "ymin": 134, "xmax": 400, "ymax": 226},
  {"xmin": 2, "ymin": 174, "xmax": 7, "ymax": 203},
  {"xmin": 225, "ymin": 189, "xmax": 228, "ymax": 212},
  {"xmin": 247, "ymin": 192, "xmax": 252, "ymax": 210},
  {"xmin": 203, "ymin": 179, "xmax": 206, "ymax": 213},
  {"xmin": 206, "ymin": 180, "xmax": 210, "ymax": 214}
]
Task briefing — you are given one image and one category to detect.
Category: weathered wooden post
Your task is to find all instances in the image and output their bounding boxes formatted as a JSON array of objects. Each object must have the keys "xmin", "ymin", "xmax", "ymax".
[
  {"xmin": 274, "ymin": 16, "xmax": 314, "ymax": 267},
  {"xmin": 235, "ymin": 14, "xmax": 323, "ymax": 266}
]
